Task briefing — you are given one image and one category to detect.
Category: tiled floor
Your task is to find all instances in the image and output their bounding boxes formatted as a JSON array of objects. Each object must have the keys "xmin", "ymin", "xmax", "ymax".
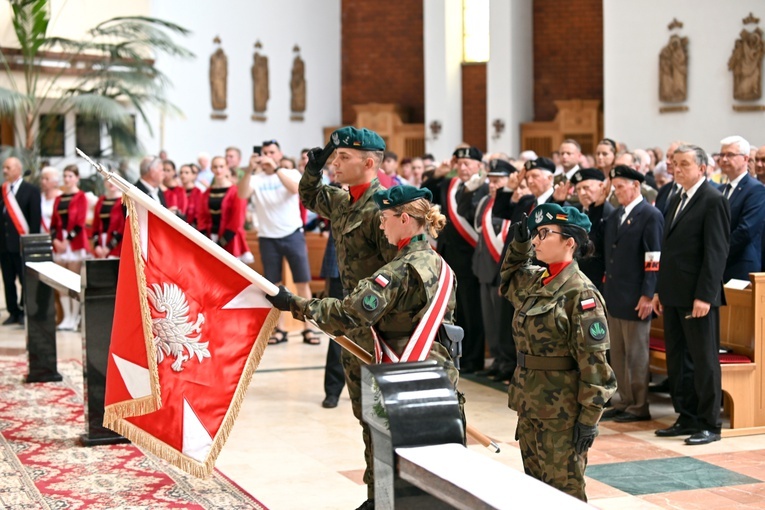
[{"xmin": 4, "ymin": 314, "xmax": 765, "ymax": 509}]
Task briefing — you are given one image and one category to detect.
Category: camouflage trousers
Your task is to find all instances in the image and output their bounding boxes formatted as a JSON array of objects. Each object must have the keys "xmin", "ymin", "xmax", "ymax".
[
  {"xmin": 515, "ymin": 416, "xmax": 588, "ymax": 502},
  {"xmin": 340, "ymin": 348, "xmax": 375, "ymax": 499}
]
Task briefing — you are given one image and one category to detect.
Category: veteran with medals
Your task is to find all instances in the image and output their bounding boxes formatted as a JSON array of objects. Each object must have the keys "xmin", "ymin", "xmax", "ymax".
[{"xmin": 499, "ymin": 203, "xmax": 616, "ymax": 502}]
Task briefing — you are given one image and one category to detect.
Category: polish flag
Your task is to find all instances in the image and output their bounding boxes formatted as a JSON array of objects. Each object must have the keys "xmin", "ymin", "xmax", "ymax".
[{"xmin": 103, "ymin": 196, "xmax": 279, "ymax": 477}]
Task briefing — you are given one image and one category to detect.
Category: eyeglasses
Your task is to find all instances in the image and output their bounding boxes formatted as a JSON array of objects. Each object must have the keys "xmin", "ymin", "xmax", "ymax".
[
  {"xmin": 379, "ymin": 213, "xmax": 401, "ymax": 225},
  {"xmin": 756, "ymin": 158, "xmax": 765, "ymax": 164},
  {"xmin": 719, "ymin": 152, "xmax": 744, "ymax": 160},
  {"xmin": 531, "ymin": 227, "xmax": 571, "ymax": 241}
]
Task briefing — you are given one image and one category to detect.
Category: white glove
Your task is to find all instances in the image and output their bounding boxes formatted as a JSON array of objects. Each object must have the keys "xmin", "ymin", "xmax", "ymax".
[{"xmin": 464, "ymin": 172, "xmax": 485, "ymax": 192}]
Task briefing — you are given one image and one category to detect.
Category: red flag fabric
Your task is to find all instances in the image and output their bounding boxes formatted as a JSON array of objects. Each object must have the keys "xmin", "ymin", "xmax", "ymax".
[{"xmin": 104, "ymin": 196, "xmax": 279, "ymax": 477}]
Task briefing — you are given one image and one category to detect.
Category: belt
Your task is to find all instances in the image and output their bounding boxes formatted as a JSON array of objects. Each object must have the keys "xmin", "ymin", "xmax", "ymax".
[{"xmin": 517, "ymin": 351, "xmax": 577, "ymax": 371}]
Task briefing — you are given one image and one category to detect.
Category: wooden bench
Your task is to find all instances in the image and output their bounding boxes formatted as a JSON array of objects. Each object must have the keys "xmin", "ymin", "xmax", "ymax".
[{"xmin": 649, "ymin": 274, "xmax": 765, "ymax": 436}]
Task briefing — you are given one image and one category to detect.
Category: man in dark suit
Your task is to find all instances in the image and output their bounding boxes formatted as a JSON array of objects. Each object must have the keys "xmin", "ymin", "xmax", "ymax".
[
  {"xmin": 493, "ymin": 157, "xmax": 558, "ymax": 224},
  {"xmin": 652, "ymin": 144, "xmax": 730, "ymax": 445},
  {"xmin": 601, "ymin": 166, "xmax": 664, "ymax": 422},
  {"xmin": 421, "ymin": 147, "xmax": 487, "ymax": 372},
  {"xmin": 0, "ymin": 157, "xmax": 42, "ymax": 325},
  {"xmin": 135, "ymin": 156, "xmax": 167, "ymax": 206},
  {"xmin": 717, "ymin": 136, "xmax": 765, "ymax": 282}
]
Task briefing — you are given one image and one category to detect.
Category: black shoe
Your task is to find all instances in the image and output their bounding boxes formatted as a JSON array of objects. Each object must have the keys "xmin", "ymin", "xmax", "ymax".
[
  {"xmin": 655, "ymin": 422, "xmax": 700, "ymax": 437},
  {"xmin": 649, "ymin": 379, "xmax": 670, "ymax": 393},
  {"xmin": 684, "ymin": 430, "xmax": 721, "ymax": 445},
  {"xmin": 322, "ymin": 395, "xmax": 339, "ymax": 409},
  {"xmin": 2, "ymin": 315, "xmax": 20, "ymax": 326},
  {"xmin": 476, "ymin": 366, "xmax": 499, "ymax": 378},
  {"xmin": 459, "ymin": 365, "xmax": 479, "ymax": 374},
  {"xmin": 488, "ymin": 369, "xmax": 514, "ymax": 382},
  {"xmin": 601, "ymin": 408, "xmax": 625, "ymax": 420},
  {"xmin": 355, "ymin": 499, "xmax": 374, "ymax": 510},
  {"xmin": 614, "ymin": 412, "xmax": 651, "ymax": 423}
]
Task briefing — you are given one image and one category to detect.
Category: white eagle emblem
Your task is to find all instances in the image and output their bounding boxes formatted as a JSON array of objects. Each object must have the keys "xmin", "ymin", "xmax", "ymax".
[
  {"xmin": 147, "ymin": 283, "xmax": 208, "ymax": 372},
  {"xmin": 332, "ymin": 132, "xmax": 339, "ymax": 146},
  {"xmin": 534, "ymin": 210, "xmax": 544, "ymax": 224}
]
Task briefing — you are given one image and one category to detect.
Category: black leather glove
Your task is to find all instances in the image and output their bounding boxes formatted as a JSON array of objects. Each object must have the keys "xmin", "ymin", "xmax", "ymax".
[
  {"xmin": 305, "ymin": 141, "xmax": 336, "ymax": 176},
  {"xmin": 514, "ymin": 213, "xmax": 531, "ymax": 243},
  {"xmin": 265, "ymin": 285, "xmax": 295, "ymax": 311},
  {"xmin": 572, "ymin": 422, "xmax": 598, "ymax": 454}
]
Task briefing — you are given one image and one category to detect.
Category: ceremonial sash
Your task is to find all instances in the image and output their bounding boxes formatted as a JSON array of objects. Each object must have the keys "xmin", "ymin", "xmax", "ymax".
[
  {"xmin": 481, "ymin": 197, "xmax": 510, "ymax": 263},
  {"xmin": 373, "ymin": 256, "xmax": 454, "ymax": 363},
  {"xmin": 446, "ymin": 178, "xmax": 478, "ymax": 247},
  {"xmin": 2, "ymin": 182, "xmax": 29, "ymax": 235}
]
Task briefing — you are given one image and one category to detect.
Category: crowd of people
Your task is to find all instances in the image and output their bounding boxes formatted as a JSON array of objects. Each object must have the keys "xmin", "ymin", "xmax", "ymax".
[{"xmin": 2, "ymin": 130, "xmax": 764, "ymax": 507}]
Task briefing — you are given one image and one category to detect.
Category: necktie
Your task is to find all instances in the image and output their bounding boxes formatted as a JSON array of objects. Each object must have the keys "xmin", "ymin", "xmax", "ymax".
[
  {"xmin": 723, "ymin": 183, "xmax": 732, "ymax": 199},
  {"xmin": 617, "ymin": 207, "xmax": 626, "ymax": 227},
  {"xmin": 672, "ymin": 192, "xmax": 688, "ymax": 226}
]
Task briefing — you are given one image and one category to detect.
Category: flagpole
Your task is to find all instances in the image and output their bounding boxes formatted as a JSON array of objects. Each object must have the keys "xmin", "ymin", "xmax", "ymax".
[{"xmin": 77, "ymin": 148, "xmax": 278, "ymax": 296}]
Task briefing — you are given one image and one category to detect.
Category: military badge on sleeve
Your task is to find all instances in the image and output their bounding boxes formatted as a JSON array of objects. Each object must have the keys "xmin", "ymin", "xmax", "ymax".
[
  {"xmin": 373, "ymin": 273, "xmax": 390, "ymax": 288},
  {"xmin": 580, "ymin": 297, "xmax": 597, "ymax": 312},
  {"xmin": 588, "ymin": 320, "xmax": 607, "ymax": 341},
  {"xmin": 362, "ymin": 293, "xmax": 379, "ymax": 311}
]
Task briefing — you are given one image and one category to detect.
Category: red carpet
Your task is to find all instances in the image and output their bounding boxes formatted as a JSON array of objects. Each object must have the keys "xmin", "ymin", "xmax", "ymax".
[{"xmin": 0, "ymin": 356, "xmax": 267, "ymax": 509}]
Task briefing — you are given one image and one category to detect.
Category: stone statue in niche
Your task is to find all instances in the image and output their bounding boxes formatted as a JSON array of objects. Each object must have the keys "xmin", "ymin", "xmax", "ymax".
[
  {"xmin": 252, "ymin": 41, "xmax": 269, "ymax": 117},
  {"xmin": 728, "ymin": 25, "xmax": 764, "ymax": 101},
  {"xmin": 209, "ymin": 36, "xmax": 227, "ymax": 113},
  {"xmin": 290, "ymin": 45, "xmax": 306, "ymax": 115},
  {"xmin": 659, "ymin": 34, "xmax": 688, "ymax": 103}
]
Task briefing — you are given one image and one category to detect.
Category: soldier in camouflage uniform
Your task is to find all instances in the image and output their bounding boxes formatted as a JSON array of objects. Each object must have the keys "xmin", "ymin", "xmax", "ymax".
[
  {"xmin": 268, "ymin": 185, "xmax": 460, "ymax": 510},
  {"xmin": 298, "ymin": 126, "xmax": 398, "ymax": 510},
  {"xmin": 499, "ymin": 202, "xmax": 616, "ymax": 502}
]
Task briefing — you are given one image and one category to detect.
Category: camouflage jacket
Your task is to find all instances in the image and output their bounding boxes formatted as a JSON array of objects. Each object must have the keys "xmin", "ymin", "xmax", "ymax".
[
  {"xmin": 290, "ymin": 238, "xmax": 457, "ymax": 362},
  {"xmin": 499, "ymin": 239, "xmax": 617, "ymax": 428},
  {"xmin": 299, "ymin": 170, "xmax": 398, "ymax": 294}
]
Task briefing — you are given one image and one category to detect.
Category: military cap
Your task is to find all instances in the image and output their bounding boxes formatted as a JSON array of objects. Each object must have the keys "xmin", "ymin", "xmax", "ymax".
[
  {"xmin": 487, "ymin": 159, "xmax": 516, "ymax": 176},
  {"xmin": 609, "ymin": 165, "xmax": 645, "ymax": 183},
  {"xmin": 524, "ymin": 157, "xmax": 556, "ymax": 173},
  {"xmin": 527, "ymin": 202, "xmax": 591, "ymax": 233},
  {"xmin": 331, "ymin": 126, "xmax": 386, "ymax": 151},
  {"xmin": 373, "ymin": 184, "xmax": 433, "ymax": 211},
  {"xmin": 570, "ymin": 168, "xmax": 606, "ymax": 185},
  {"xmin": 453, "ymin": 146, "xmax": 483, "ymax": 162}
]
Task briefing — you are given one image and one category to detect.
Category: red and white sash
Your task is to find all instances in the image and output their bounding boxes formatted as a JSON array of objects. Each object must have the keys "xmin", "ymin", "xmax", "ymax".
[
  {"xmin": 2, "ymin": 182, "xmax": 29, "ymax": 235},
  {"xmin": 373, "ymin": 256, "xmax": 454, "ymax": 364},
  {"xmin": 481, "ymin": 197, "xmax": 510, "ymax": 263},
  {"xmin": 446, "ymin": 178, "xmax": 478, "ymax": 248}
]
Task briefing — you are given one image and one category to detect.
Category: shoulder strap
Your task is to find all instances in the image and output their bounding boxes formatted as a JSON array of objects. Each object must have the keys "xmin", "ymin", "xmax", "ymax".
[{"xmin": 3, "ymin": 182, "xmax": 30, "ymax": 235}]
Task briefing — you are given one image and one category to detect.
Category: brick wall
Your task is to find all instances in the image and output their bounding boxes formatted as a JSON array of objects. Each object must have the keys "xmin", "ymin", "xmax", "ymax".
[
  {"xmin": 533, "ymin": 0, "xmax": 603, "ymax": 121},
  {"xmin": 341, "ymin": 0, "xmax": 424, "ymax": 125},
  {"xmin": 461, "ymin": 63, "xmax": 487, "ymax": 152}
]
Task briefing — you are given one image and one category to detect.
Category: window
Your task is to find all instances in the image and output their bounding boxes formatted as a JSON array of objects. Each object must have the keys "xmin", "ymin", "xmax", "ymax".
[
  {"xmin": 463, "ymin": 0, "xmax": 490, "ymax": 63},
  {"xmin": 39, "ymin": 114, "xmax": 65, "ymax": 157},
  {"xmin": 76, "ymin": 115, "xmax": 101, "ymax": 156}
]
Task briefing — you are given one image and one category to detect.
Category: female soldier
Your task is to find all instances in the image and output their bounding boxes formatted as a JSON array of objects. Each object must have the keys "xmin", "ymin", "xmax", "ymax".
[
  {"xmin": 266, "ymin": 184, "xmax": 460, "ymax": 385},
  {"xmin": 50, "ymin": 165, "xmax": 89, "ymax": 330},
  {"xmin": 500, "ymin": 202, "xmax": 616, "ymax": 502}
]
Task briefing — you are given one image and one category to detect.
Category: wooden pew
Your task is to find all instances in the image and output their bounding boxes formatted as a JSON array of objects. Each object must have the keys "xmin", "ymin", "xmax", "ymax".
[{"xmin": 649, "ymin": 274, "xmax": 765, "ymax": 436}]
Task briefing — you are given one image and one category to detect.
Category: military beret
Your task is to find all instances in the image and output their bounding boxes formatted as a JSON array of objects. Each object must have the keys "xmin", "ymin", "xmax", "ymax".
[
  {"xmin": 373, "ymin": 184, "xmax": 433, "ymax": 211},
  {"xmin": 570, "ymin": 168, "xmax": 605, "ymax": 185},
  {"xmin": 524, "ymin": 157, "xmax": 555, "ymax": 173},
  {"xmin": 610, "ymin": 165, "xmax": 645, "ymax": 183},
  {"xmin": 331, "ymin": 126, "xmax": 386, "ymax": 151},
  {"xmin": 453, "ymin": 146, "xmax": 483, "ymax": 162},
  {"xmin": 527, "ymin": 202, "xmax": 591, "ymax": 234},
  {"xmin": 487, "ymin": 159, "xmax": 516, "ymax": 176}
]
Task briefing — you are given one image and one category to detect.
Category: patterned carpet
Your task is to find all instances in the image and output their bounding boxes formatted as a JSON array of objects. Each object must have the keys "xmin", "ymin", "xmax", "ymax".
[{"xmin": 0, "ymin": 356, "xmax": 268, "ymax": 509}]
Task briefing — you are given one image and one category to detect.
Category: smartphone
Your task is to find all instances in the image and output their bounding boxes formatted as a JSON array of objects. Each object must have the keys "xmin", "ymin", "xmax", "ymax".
[{"xmin": 253, "ymin": 145, "xmax": 262, "ymax": 156}]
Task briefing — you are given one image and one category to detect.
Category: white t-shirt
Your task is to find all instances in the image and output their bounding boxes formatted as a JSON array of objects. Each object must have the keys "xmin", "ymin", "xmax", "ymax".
[{"xmin": 249, "ymin": 169, "xmax": 303, "ymax": 238}]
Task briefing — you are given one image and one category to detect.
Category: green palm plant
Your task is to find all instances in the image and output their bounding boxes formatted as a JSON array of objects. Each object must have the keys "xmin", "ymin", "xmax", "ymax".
[{"xmin": 0, "ymin": 0, "xmax": 193, "ymax": 173}]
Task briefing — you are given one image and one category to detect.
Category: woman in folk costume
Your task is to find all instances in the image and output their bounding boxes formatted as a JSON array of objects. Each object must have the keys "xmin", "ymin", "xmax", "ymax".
[
  {"xmin": 92, "ymin": 178, "xmax": 122, "ymax": 258},
  {"xmin": 196, "ymin": 156, "xmax": 253, "ymax": 263},
  {"xmin": 266, "ymin": 185, "xmax": 461, "ymax": 387},
  {"xmin": 50, "ymin": 165, "xmax": 90, "ymax": 330},
  {"xmin": 39, "ymin": 166, "xmax": 62, "ymax": 234},
  {"xmin": 161, "ymin": 159, "xmax": 188, "ymax": 218}
]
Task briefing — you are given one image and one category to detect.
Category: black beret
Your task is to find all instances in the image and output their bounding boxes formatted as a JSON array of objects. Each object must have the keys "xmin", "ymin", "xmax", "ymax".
[
  {"xmin": 610, "ymin": 165, "xmax": 645, "ymax": 183},
  {"xmin": 373, "ymin": 185, "xmax": 433, "ymax": 211},
  {"xmin": 524, "ymin": 157, "xmax": 555, "ymax": 173},
  {"xmin": 487, "ymin": 159, "xmax": 516, "ymax": 176},
  {"xmin": 570, "ymin": 168, "xmax": 606, "ymax": 185},
  {"xmin": 453, "ymin": 147, "xmax": 483, "ymax": 162}
]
